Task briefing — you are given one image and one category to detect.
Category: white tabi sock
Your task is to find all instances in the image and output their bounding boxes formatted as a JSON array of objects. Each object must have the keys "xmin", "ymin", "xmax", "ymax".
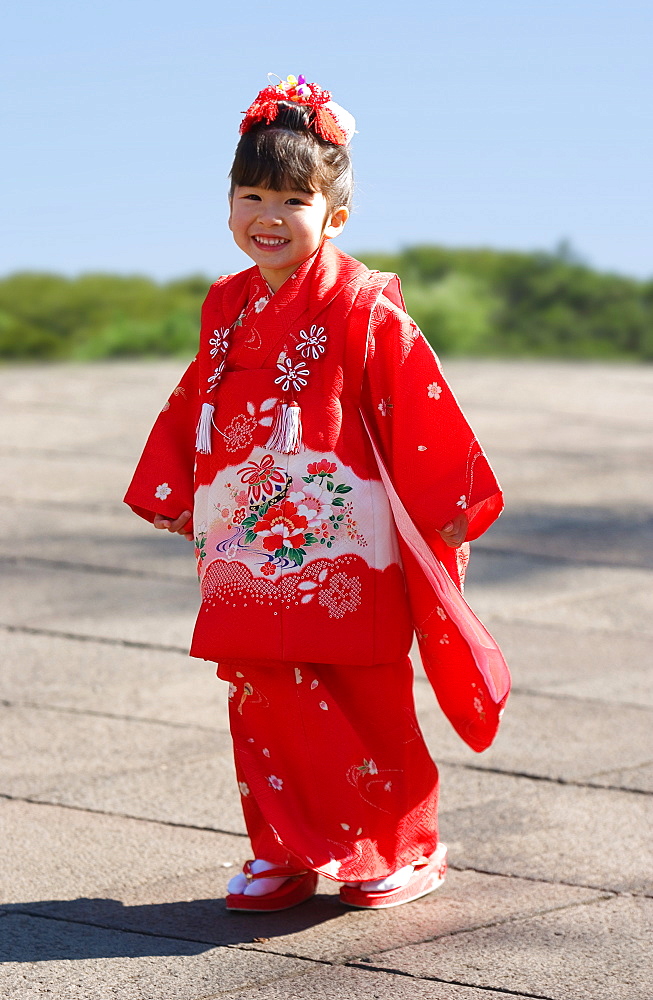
[
  {"xmin": 227, "ymin": 858, "xmax": 290, "ymax": 897},
  {"xmin": 358, "ymin": 863, "xmax": 415, "ymax": 893}
]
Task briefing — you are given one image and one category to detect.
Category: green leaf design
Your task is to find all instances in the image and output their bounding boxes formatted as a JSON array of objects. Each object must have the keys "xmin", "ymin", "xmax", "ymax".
[
  {"xmin": 302, "ymin": 476, "xmax": 313, "ymax": 483},
  {"xmin": 337, "ymin": 514, "xmax": 344, "ymax": 521},
  {"xmin": 304, "ymin": 533, "xmax": 317, "ymax": 545},
  {"xmin": 334, "ymin": 484, "xmax": 352, "ymax": 494},
  {"xmin": 326, "ymin": 480, "xmax": 334, "ymax": 492},
  {"xmin": 244, "ymin": 530, "xmax": 258, "ymax": 544},
  {"xmin": 332, "ymin": 497, "xmax": 344, "ymax": 507},
  {"xmin": 286, "ymin": 547, "xmax": 305, "ymax": 566},
  {"xmin": 326, "ymin": 541, "xmax": 332, "ymax": 548},
  {"xmin": 241, "ymin": 514, "xmax": 258, "ymax": 529}
]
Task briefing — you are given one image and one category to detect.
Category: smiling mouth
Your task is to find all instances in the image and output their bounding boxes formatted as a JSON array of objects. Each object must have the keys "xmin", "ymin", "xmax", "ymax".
[{"xmin": 252, "ymin": 236, "xmax": 290, "ymax": 247}]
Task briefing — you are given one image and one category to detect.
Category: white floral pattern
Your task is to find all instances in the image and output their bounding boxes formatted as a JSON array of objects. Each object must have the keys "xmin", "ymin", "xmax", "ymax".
[
  {"xmin": 155, "ymin": 483, "xmax": 172, "ymax": 500},
  {"xmin": 209, "ymin": 327, "xmax": 230, "ymax": 358},
  {"xmin": 274, "ymin": 357, "xmax": 310, "ymax": 393},
  {"xmin": 254, "ymin": 296, "xmax": 269, "ymax": 313},
  {"xmin": 296, "ymin": 325, "xmax": 327, "ymax": 359},
  {"xmin": 457, "ymin": 495, "xmax": 468, "ymax": 509},
  {"xmin": 267, "ymin": 774, "xmax": 283, "ymax": 790},
  {"xmin": 427, "ymin": 382, "xmax": 442, "ymax": 399},
  {"xmin": 238, "ymin": 781, "xmax": 250, "ymax": 796}
]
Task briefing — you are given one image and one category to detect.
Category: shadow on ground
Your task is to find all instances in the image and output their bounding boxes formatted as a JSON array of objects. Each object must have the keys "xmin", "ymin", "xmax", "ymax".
[{"xmin": 0, "ymin": 895, "xmax": 344, "ymax": 961}]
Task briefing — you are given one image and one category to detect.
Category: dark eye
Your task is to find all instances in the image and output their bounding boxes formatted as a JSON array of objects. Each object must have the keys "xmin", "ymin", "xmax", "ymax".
[
  {"xmin": 243, "ymin": 193, "xmax": 261, "ymax": 201},
  {"xmin": 286, "ymin": 198, "xmax": 307, "ymax": 205}
]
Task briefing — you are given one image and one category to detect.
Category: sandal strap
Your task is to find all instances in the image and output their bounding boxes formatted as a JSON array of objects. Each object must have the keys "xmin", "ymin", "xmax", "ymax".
[{"xmin": 242, "ymin": 860, "xmax": 309, "ymax": 882}]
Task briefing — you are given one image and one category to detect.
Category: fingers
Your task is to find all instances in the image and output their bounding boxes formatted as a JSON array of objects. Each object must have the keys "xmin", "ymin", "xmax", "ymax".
[
  {"xmin": 153, "ymin": 511, "xmax": 192, "ymax": 534},
  {"xmin": 438, "ymin": 514, "xmax": 468, "ymax": 548}
]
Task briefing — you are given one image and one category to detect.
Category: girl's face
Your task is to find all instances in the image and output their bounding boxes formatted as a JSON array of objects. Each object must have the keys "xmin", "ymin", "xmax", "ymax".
[{"xmin": 229, "ymin": 186, "xmax": 348, "ymax": 292}]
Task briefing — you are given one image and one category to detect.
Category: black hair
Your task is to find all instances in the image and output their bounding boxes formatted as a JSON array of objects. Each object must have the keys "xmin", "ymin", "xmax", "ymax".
[{"xmin": 229, "ymin": 102, "xmax": 354, "ymax": 212}]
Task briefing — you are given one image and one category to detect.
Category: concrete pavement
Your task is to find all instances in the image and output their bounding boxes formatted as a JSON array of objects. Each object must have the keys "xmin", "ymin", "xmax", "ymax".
[{"xmin": 0, "ymin": 359, "xmax": 651, "ymax": 999}]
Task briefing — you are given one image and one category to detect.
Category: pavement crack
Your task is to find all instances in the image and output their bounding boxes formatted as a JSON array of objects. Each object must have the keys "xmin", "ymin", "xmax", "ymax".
[
  {"xmin": 346, "ymin": 962, "xmax": 557, "ymax": 999},
  {"xmin": 438, "ymin": 759, "xmax": 652, "ymax": 796},
  {"xmin": 0, "ymin": 792, "xmax": 248, "ymax": 838},
  {"xmin": 0, "ymin": 622, "xmax": 189, "ymax": 655},
  {"xmin": 1, "ymin": 554, "xmax": 195, "ymax": 583},
  {"xmin": 0, "ymin": 696, "xmax": 227, "ymax": 735}
]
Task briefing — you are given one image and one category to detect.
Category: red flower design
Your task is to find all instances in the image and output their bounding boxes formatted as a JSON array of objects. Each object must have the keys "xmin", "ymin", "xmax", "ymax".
[
  {"xmin": 260, "ymin": 562, "xmax": 276, "ymax": 576},
  {"xmin": 233, "ymin": 507, "xmax": 246, "ymax": 525},
  {"xmin": 253, "ymin": 501, "xmax": 308, "ymax": 552},
  {"xmin": 307, "ymin": 459, "xmax": 337, "ymax": 476},
  {"xmin": 238, "ymin": 454, "xmax": 286, "ymax": 503}
]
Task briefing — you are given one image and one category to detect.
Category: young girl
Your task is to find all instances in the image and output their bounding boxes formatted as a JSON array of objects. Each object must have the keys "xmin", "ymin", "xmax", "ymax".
[{"xmin": 124, "ymin": 75, "xmax": 510, "ymax": 912}]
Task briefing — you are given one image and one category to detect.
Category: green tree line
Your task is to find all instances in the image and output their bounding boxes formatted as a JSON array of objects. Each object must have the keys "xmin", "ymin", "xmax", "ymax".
[{"xmin": 1, "ymin": 245, "xmax": 652, "ymax": 361}]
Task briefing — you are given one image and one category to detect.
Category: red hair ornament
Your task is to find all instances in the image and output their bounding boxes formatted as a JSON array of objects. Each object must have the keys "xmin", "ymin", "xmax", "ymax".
[{"xmin": 240, "ymin": 74, "xmax": 356, "ymax": 147}]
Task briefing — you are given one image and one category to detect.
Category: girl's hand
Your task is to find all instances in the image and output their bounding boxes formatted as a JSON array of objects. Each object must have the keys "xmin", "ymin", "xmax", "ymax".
[
  {"xmin": 153, "ymin": 511, "xmax": 193, "ymax": 541},
  {"xmin": 438, "ymin": 513, "xmax": 468, "ymax": 548}
]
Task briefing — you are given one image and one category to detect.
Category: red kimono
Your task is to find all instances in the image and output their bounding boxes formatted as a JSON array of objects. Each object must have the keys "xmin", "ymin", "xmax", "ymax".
[{"xmin": 125, "ymin": 241, "xmax": 510, "ymax": 881}]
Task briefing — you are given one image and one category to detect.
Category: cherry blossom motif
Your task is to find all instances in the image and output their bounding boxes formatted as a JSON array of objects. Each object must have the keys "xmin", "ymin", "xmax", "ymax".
[
  {"xmin": 310, "ymin": 680, "xmax": 318, "ymax": 690},
  {"xmin": 262, "ymin": 748, "xmax": 270, "ymax": 757},
  {"xmin": 341, "ymin": 822, "xmax": 350, "ymax": 831},
  {"xmin": 235, "ymin": 490, "xmax": 249, "ymax": 506},
  {"xmin": 456, "ymin": 495, "xmax": 468, "ymax": 509},
  {"xmin": 296, "ymin": 324, "xmax": 327, "ymax": 359},
  {"xmin": 436, "ymin": 606, "xmax": 447, "ymax": 620},
  {"xmin": 260, "ymin": 561, "xmax": 277, "ymax": 576},
  {"xmin": 356, "ymin": 758, "xmax": 378, "ymax": 776},
  {"xmin": 267, "ymin": 775, "xmax": 283, "ymax": 791},
  {"xmin": 439, "ymin": 634, "xmax": 450, "ymax": 645},
  {"xmin": 223, "ymin": 413, "xmax": 257, "ymax": 453},
  {"xmin": 155, "ymin": 483, "xmax": 172, "ymax": 500},
  {"xmin": 253, "ymin": 500, "xmax": 309, "ymax": 552},
  {"xmin": 232, "ymin": 508, "xmax": 246, "ymax": 525},
  {"xmin": 288, "ymin": 481, "xmax": 334, "ymax": 526},
  {"xmin": 318, "ymin": 571, "xmax": 362, "ymax": 619},
  {"xmin": 218, "ymin": 507, "xmax": 231, "ymax": 520},
  {"xmin": 427, "ymin": 382, "xmax": 442, "ymax": 399},
  {"xmin": 228, "ymin": 683, "xmax": 237, "ymax": 700},
  {"xmin": 319, "ymin": 701, "xmax": 329, "ymax": 711},
  {"xmin": 224, "ymin": 542, "xmax": 239, "ymax": 561},
  {"xmin": 306, "ymin": 459, "xmax": 337, "ymax": 476},
  {"xmin": 238, "ymin": 781, "xmax": 250, "ymax": 796},
  {"xmin": 377, "ymin": 397, "xmax": 392, "ymax": 417},
  {"xmin": 254, "ymin": 296, "xmax": 269, "ymax": 313},
  {"xmin": 209, "ymin": 327, "xmax": 230, "ymax": 358},
  {"xmin": 274, "ymin": 357, "xmax": 310, "ymax": 393},
  {"xmin": 238, "ymin": 454, "xmax": 286, "ymax": 503}
]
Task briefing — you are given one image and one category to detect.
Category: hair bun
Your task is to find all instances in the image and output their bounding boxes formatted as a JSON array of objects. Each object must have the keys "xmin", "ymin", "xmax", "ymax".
[{"xmin": 240, "ymin": 75, "xmax": 356, "ymax": 146}]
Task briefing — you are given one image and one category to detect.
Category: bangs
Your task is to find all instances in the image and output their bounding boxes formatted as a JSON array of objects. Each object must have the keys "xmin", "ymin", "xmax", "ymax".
[{"xmin": 230, "ymin": 128, "xmax": 322, "ymax": 195}]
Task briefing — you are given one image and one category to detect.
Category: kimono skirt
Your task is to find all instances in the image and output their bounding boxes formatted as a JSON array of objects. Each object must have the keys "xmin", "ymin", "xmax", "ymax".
[{"xmin": 217, "ymin": 655, "xmax": 440, "ymax": 881}]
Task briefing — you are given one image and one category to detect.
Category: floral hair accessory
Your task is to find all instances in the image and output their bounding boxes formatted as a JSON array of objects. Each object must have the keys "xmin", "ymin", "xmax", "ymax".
[{"xmin": 240, "ymin": 74, "xmax": 356, "ymax": 147}]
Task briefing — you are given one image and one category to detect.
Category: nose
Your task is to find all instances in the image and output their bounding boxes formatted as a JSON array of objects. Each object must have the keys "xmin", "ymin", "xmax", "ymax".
[{"xmin": 257, "ymin": 206, "xmax": 283, "ymax": 227}]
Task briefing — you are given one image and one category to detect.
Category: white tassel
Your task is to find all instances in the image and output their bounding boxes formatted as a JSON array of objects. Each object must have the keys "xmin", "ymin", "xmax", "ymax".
[
  {"xmin": 196, "ymin": 402, "xmax": 215, "ymax": 454},
  {"xmin": 266, "ymin": 401, "xmax": 303, "ymax": 455}
]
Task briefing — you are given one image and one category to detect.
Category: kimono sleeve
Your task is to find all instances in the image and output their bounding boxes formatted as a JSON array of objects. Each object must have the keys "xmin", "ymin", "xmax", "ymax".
[
  {"xmin": 123, "ymin": 356, "xmax": 199, "ymax": 525},
  {"xmin": 361, "ymin": 299, "xmax": 503, "ymax": 545}
]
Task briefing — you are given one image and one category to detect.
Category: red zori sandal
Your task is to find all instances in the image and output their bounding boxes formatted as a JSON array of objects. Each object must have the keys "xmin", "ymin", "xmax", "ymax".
[
  {"xmin": 339, "ymin": 843, "xmax": 448, "ymax": 909},
  {"xmin": 225, "ymin": 861, "xmax": 319, "ymax": 913}
]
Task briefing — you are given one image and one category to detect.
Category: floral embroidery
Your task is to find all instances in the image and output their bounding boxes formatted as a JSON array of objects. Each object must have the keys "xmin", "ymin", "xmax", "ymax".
[
  {"xmin": 318, "ymin": 571, "xmax": 362, "ymax": 619},
  {"xmin": 155, "ymin": 483, "xmax": 172, "ymax": 500},
  {"xmin": 194, "ymin": 523, "xmax": 207, "ymax": 568},
  {"xmin": 307, "ymin": 459, "xmax": 337, "ymax": 476},
  {"xmin": 228, "ymin": 683, "xmax": 237, "ymax": 700},
  {"xmin": 311, "ymin": 680, "xmax": 318, "ymax": 690},
  {"xmin": 427, "ymin": 382, "xmax": 442, "ymax": 399},
  {"xmin": 296, "ymin": 324, "xmax": 327, "ymax": 359},
  {"xmin": 209, "ymin": 328, "xmax": 230, "ymax": 358},
  {"xmin": 319, "ymin": 700, "xmax": 329, "ymax": 711},
  {"xmin": 223, "ymin": 413, "xmax": 258, "ymax": 453},
  {"xmin": 238, "ymin": 781, "xmax": 250, "ymax": 796},
  {"xmin": 254, "ymin": 296, "xmax": 269, "ymax": 313},
  {"xmin": 238, "ymin": 454, "xmax": 286, "ymax": 503},
  {"xmin": 457, "ymin": 495, "xmax": 468, "ymax": 509},
  {"xmin": 262, "ymin": 748, "xmax": 270, "ymax": 757},
  {"xmin": 207, "ymin": 357, "xmax": 227, "ymax": 388},
  {"xmin": 439, "ymin": 634, "xmax": 450, "ymax": 645},
  {"xmin": 252, "ymin": 500, "xmax": 309, "ymax": 552},
  {"xmin": 436, "ymin": 606, "xmax": 447, "ymax": 620},
  {"xmin": 268, "ymin": 775, "xmax": 283, "ymax": 790},
  {"xmin": 356, "ymin": 758, "xmax": 378, "ymax": 776},
  {"xmin": 274, "ymin": 357, "xmax": 310, "ymax": 393},
  {"xmin": 377, "ymin": 397, "xmax": 392, "ymax": 417}
]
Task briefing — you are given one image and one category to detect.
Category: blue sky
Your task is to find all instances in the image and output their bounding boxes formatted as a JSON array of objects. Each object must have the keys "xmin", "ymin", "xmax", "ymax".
[{"xmin": 3, "ymin": 0, "xmax": 651, "ymax": 279}]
